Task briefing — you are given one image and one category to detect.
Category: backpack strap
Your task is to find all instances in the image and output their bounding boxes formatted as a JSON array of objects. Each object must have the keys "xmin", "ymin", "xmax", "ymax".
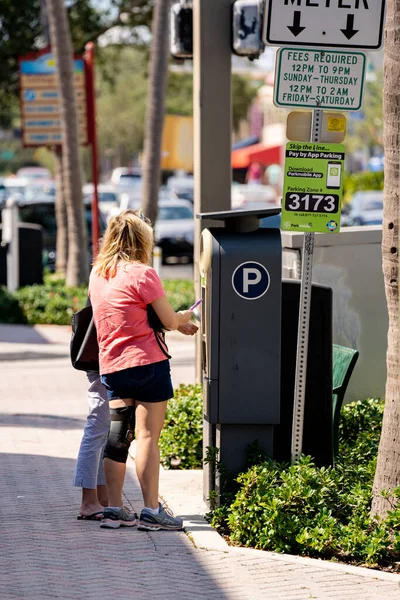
[{"xmin": 154, "ymin": 331, "xmax": 172, "ymax": 360}]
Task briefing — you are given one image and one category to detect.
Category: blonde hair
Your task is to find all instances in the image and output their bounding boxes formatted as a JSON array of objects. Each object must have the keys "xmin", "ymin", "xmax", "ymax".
[{"xmin": 93, "ymin": 210, "xmax": 153, "ymax": 278}]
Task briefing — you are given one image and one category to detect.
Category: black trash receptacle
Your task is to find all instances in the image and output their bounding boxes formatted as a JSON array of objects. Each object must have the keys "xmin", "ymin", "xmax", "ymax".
[
  {"xmin": 273, "ymin": 279, "xmax": 334, "ymax": 467},
  {"xmin": 0, "ymin": 223, "xmax": 43, "ymax": 287}
]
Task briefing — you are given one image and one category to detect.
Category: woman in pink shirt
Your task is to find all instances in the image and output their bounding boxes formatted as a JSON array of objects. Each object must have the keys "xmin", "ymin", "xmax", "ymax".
[{"xmin": 89, "ymin": 210, "xmax": 197, "ymax": 530}]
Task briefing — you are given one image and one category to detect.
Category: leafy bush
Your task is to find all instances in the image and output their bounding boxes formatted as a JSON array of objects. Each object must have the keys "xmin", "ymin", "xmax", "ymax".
[
  {"xmin": 339, "ymin": 398, "xmax": 384, "ymax": 467},
  {"xmin": 162, "ymin": 279, "xmax": 195, "ymax": 311},
  {"xmin": 14, "ymin": 277, "xmax": 87, "ymax": 325},
  {"xmin": 0, "ymin": 275, "xmax": 195, "ymax": 325},
  {"xmin": 343, "ymin": 170, "xmax": 384, "ymax": 204},
  {"xmin": 0, "ymin": 286, "xmax": 28, "ymax": 324},
  {"xmin": 159, "ymin": 384, "xmax": 203, "ymax": 469},
  {"xmin": 208, "ymin": 398, "xmax": 400, "ymax": 568}
]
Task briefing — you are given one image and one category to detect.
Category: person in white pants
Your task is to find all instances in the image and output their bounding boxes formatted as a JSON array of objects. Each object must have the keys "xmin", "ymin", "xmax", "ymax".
[{"xmin": 73, "ymin": 371, "xmax": 110, "ymax": 520}]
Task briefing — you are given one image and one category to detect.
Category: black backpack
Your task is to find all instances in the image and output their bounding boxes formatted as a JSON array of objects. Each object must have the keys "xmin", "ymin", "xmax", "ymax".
[{"xmin": 70, "ymin": 298, "xmax": 99, "ymax": 372}]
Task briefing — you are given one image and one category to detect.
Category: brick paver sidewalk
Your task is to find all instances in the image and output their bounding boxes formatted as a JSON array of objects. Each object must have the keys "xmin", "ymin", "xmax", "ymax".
[{"xmin": 0, "ymin": 325, "xmax": 399, "ymax": 599}]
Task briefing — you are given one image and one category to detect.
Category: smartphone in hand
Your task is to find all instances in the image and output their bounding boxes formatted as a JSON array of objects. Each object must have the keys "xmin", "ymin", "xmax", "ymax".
[{"xmin": 190, "ymin": 298, "xmax": 203, "ymax": 311}]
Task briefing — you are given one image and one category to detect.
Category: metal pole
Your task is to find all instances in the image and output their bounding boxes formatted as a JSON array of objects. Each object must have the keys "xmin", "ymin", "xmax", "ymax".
[
  {"xmin": 193, "ymin": 0, "xmax": 232, "ymax": 382},
  {"xmin": 85, "ymin": 42, "xmax": 100, "ymax": 259},
  {"xmin": 290, "ymin": 108, "xmax": 323, "ymax": 464},
  {"xmin": 1, "ymin": 197, "xmax": 19, "ymax": 293},
  {"xmin": 153, "ymin": 246, "xmax": 162, "ymax": 277}
]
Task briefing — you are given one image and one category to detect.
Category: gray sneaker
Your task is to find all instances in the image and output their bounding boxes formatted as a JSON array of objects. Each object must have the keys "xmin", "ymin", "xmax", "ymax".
[
  {"xmin": 138, "ymin": 503, "xmax": 183, "ymax": 531},
  {"xmin": 100, "ymin": 506, "xmax": 138, "ymax": 529}
]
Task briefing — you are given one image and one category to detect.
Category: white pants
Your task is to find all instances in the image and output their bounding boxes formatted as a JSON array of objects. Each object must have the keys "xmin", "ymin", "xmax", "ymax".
[{"xmin": 72, "ymin": 371, "xmax": 110, "ymax": 489}]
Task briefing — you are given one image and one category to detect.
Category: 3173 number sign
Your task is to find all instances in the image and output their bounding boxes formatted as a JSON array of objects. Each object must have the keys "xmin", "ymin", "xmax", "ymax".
[{"xmin": 285, "ymin": 193, "xmax": 339, "ymax": 213}]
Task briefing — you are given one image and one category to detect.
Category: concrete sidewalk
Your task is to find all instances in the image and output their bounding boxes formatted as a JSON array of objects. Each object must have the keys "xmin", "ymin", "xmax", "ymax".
[{"xmin": 0, "ymin": 324, "xmax": 399, "ymax": 600}]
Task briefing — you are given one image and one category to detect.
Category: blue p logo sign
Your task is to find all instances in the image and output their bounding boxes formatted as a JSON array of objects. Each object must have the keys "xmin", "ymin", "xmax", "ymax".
[{"xmin": 232, "ymin": 261, "xmax": 270, "ymax": 300}]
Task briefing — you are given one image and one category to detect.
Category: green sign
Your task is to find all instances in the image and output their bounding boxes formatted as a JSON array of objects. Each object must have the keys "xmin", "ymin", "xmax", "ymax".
[{"xmin": 281, "ymin": 142, "xmax": 345, "ymax": 234}]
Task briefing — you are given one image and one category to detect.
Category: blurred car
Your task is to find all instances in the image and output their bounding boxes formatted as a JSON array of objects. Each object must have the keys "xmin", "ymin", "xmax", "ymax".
[
  {"xmin": 24, "ymin": 179, "xmax": 56, "ymax": 201},
  {"xmin": 4, "ymin": 176, "xmax": 30, "ymax": 199},
  {"xmin": 116, "ymin": 189, "xmax": 173, "ymax": 215},
  {"xmin": 368, "ymin": 156, "xmax": 384, "ymax": 172},
  {"xmin": 231, "ymin": 183, "xmax": 278, "ymax": 211},
  {"xmin": 106, "ymin": 168, "xmax": 143, "ymax": 211},
  {"xmin": 0, "ymin": 196, "xmax": 106, "ymax": 272},
  {"xmin": 109, "ymin": 167, "xmax": 142, "ymax": 190},
  {"xmin": 153, "ymin": 198, "xmax": 194, "ymax": 263},
  {"xmin": 83, "ymin": 183, "xmax": 121, "ymax": 221},
  {"xmin": 117, "ymin": 191, "xmax": 141, "ymax": 213},
  {"xmin": 16, "ymin": 166, "xmax": 52, "ymax": 181},
  {"xmin": 165, "ymin": 174, "xmax": 194, "ymax": 203},
  {"xmin": 342, "ymin": 190, "xmax": 383, "ymax": 226}
]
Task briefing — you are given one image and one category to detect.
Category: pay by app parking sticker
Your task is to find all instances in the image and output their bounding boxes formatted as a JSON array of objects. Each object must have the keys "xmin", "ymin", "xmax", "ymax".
[{"xmin": 281, "ymin": 141, "xmax": 345, "ymax": 233}]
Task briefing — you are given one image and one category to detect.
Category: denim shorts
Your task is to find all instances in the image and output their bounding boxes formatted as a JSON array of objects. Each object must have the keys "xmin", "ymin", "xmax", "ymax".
[{"xmin": 100, "ymin": 360, "xmax": 174, "ymax": 403}]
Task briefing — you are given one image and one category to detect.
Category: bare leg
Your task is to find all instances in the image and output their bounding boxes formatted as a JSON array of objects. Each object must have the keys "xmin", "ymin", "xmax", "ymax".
[
  {"xmin": 80, "ymin": 488, "xmax": 104, "ymax": 516},
  {"xmin": 97, "ymin": 485, "xmax": 108, "ymax": 507},
  {"xmin": 104, "ymin": 460, "xmax": 126, "ymax": 507},
  {"xmin": 135, "ymin": 401, "xmax": 167, "ymax": 509},
  {"xmin": 104, "ymin": 399, "xmax": 134, "ymax": 507}
]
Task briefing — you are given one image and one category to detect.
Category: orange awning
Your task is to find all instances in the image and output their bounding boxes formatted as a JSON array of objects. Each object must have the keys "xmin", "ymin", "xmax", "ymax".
[{"xmin": 232, "ymin": 143, "xmax": 282, "ymax": 169}]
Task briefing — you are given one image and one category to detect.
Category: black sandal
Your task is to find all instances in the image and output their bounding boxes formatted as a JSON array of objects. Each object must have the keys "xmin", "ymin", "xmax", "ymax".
[{"xmin": 77, "ymin": 511, "xmax": 103, "ymax": 521}]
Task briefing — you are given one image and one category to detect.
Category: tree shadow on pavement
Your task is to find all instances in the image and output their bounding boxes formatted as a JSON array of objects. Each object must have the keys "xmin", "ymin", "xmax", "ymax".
[
  {"xmin": 0, "ymin": 452, "xmax": 233, "ymax": 600},
  {"xmin": 0, "ymin": 413, "xmax": 86, "ymax": 429},
  {"xmin": 0, "ymin": 325, "xmax": 50, "ymax": 344},
  {"xmin": 0, "ymin": 351, "xmax": 68, "ymax": 361}
]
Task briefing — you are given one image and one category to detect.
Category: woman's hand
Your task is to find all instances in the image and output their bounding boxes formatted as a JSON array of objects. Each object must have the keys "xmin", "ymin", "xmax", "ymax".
[
  {"xmin": 177, "ymin": 310, "xmax": 193, "ymax": 325},
  {"xmin": 151, "ymin": 299, "xmax": 195, "ymax": 331},
  {"xmin": 178, "ymin": 322, "xmax": 199, "ymax": 336}
]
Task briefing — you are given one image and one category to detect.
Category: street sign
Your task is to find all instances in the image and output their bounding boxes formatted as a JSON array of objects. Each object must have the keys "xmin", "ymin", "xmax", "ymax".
[
  {"xmin": 232, "ymin": 261, "xmax": 270, "ymax": 300},
  {"xmin": 274, "ymin": 48, "xmax": 366, "ymax": 111},
  {"xmin": 19, "ymin": 50, "xmax": 89, "ymax": 147},
  {"xmin": 286, "ymin": 111, "xmax": 347, "ymax": 143},
  {"xmin": 281, "ymin": 141, "xmax": 345, "ymax": 234},
  {"xmin": 263, "ymin": 0, "xmax": 385, "ymax": 50}
]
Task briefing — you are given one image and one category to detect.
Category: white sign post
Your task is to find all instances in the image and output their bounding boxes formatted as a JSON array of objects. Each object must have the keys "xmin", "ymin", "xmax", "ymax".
[
  {"xmin": 263, "ymin": 0, "xmax": 385, "ymax": 50},
  {"xmin": 1, "ymin": 197, "xmax": 19, "ymax": 293},
  {"xmin": 274, "ymin": 48, "xmax": 366, "ymax": 111}
]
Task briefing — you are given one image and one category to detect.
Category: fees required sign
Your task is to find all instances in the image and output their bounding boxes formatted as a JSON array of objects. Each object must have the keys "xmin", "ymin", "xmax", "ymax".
[
  {"xmin": 263, "ymin": 0, "xmax": 385, "ymax": 50},
  {"xmin": 274, "ymin": 48, "xmax": 366, "ymax": 111},
  {"xmin": 281, "ymin": 141, "xmax": 345, "ymax": 234}
]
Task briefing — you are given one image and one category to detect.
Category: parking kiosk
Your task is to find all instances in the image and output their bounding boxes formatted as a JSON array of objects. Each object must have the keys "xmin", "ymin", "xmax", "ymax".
[{"xmin": 198, "ymin": 208, "xmax": 282, "ymax": 499}]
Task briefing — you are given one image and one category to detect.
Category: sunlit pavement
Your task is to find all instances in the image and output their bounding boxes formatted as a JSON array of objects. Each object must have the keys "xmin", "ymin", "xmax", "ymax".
[{"xmin": 0, "ymin": 324, "xmax": 399, "ymax": 599}]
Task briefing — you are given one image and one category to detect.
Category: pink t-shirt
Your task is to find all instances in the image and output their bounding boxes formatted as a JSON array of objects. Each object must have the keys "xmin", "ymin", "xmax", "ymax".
[{"xmin": 89, "ymin": 262, "xmax": 167, "ymax": 374}]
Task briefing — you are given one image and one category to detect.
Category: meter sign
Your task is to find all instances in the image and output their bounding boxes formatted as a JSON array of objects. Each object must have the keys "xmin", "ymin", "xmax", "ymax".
[{"xmin": 232, "ymin": 261, "xmax": 270, "ymax": 300}]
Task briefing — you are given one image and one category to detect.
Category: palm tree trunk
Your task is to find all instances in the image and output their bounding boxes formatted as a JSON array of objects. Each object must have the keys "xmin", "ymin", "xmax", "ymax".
[
  {"xmin": 371, "ymin": 0, "xmax": 400, "ymax": 517},
  {"xmin": 46, "ymin": 0, "xmax": 89, "ymax": 286},
  {"xmin": 141, "ymin": 0, "xmax": 171, "ymax": 225},
  {"xmin": 54, "ymin": 148, "xmax": 68, "ymax": 274}
]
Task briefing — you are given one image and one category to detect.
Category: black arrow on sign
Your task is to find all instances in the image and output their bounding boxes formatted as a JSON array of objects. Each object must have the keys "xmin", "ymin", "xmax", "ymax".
[
  {"xmin": 287, "ymin": 11, "xmax": 305, "ymax": 37},
  {"xmin": 341, "ymin": 14, "xmax": 359, "ymax": 40}
]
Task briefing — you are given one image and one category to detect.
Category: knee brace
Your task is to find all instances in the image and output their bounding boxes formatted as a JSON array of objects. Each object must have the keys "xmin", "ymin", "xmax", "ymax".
[{"xmin": 103, "ymin": 406, "xmax": 135, "ymax": 464}]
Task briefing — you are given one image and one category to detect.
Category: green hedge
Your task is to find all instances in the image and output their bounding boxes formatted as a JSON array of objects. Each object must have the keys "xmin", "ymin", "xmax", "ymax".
[
  {"xmin": 343, "ymin": 170, "xmax": 384, "ymax": 204},
  {"xmin": 208, "ymin": 398, "xmax": 400, "ymax": 568},
  {"xmin": 0, "ymin": 286, "xmax": 28, "ymax": 324},
  {"xmin": 162, "ymin": 279, "xmax": 195, "ymax": 312},
  {"xmin": 13, "ymin": 277, "xmax": 87, "ymax": 325},
  {"xmin": 0, "ymin": 275, "xmax": 195, "ymax": 325},
  {"xmin": 159, "ymin": 384, "xmax": 203, "ymax": 470}
]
